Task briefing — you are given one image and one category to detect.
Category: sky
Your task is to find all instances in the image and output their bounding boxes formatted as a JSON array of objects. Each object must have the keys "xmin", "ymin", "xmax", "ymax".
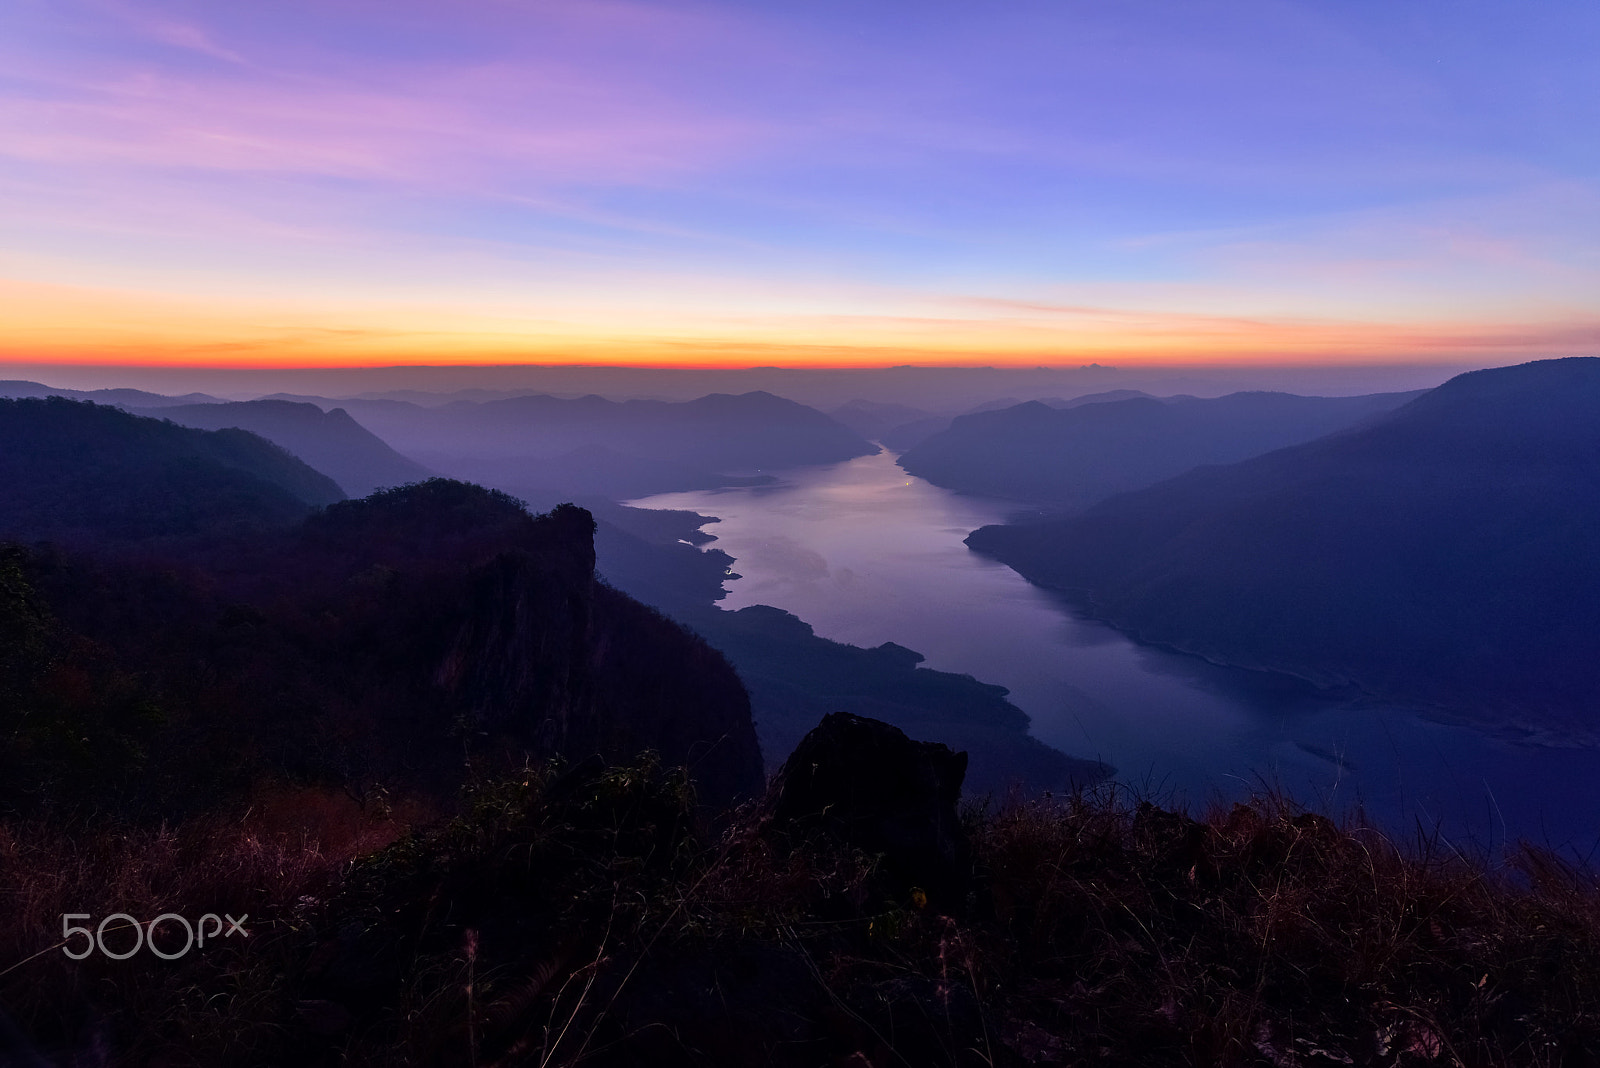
[{"xmin": 2, "ymin": 0, "xmax": 1599, "ymax": 370}]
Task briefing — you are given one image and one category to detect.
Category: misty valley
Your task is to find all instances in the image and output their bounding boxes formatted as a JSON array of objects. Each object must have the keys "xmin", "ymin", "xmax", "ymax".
[{"xmin": 3, "ymin": 358, "xmax": 1599, "ymax": 1065}]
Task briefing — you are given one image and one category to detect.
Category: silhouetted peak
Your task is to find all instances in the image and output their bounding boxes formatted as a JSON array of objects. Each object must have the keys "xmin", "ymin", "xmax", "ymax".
[
  {"xmin": 1329, "ymin": 357, "xmax": 1600, "ymax": 459},
  {"xmin": 1051, "ymin": 388, "xmax": 1155, "ymax": 408},
  {"xmin": 229, "ymin": 398, "xmax": 329, "ymax": 420},
  {"xmin": 946, "ymin": 400, "xmax": 1056, "ymax": 429},
  {"xmin": 683, "ymin": 390, "xmax": 844, "ymax": 419},
  {"xmin": 302, "ymin": 480, "xmax": 598, "ymax": 585},
  {"xmin": 687, "ymin": 390, "xmax": 788, "ymax": 409},
  {"xmin": 1405, "ymin": 356, "xmax": 1600, "ymax": 417},
  {"xmin": 0, "ymin": 397, "xmax": 343, "ymax": 545},
  {"xmin": 771, "ymin": 712, "xmax": 970, "ymax": 909},
  {"xmin": 542, "ymin": 500, "xmax": 598, "ymax": 540},
  {"xmin": 1000, "ymin": 400, "xmax": 1057, "ymax": 417},
  {"xmin": 312, "ymin": 479, "xmax": 530, "ymax": 540},
  {"xmin": 0, "ymin": 379, "xmax": 49, "ymax": 395},
  {"xmin": 0, "ymin": 381, "xmax": 222, "ymax": 407}
]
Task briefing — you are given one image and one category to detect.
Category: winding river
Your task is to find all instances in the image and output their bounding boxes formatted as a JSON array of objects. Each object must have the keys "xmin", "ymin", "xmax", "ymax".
[{"xmin": 634, "ymin": 448, "xmax": 1600, "ymax": 853}]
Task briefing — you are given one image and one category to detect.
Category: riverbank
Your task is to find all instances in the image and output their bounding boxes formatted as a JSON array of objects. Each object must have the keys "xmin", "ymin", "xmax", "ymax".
[
  {"xmin": 591, "ymin": 493, "xmax": 1110, "ymax": 796},
  {"xmin": 629, "ymin": 450, "xmax": 1600, "ymax": 851}
]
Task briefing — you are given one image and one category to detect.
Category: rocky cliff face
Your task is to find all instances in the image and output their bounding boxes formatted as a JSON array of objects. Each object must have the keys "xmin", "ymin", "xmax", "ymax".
[
  {"xmin": 5, "ymin": 478, "xmax": 764, "ymax": 816},
  {"xmin": 433, "ymin": 503, "xmax": 598, "ymax": 747},
  {"xmin": 426, "ymin": 499, "xmax": 763, "ymax": 804},
  {"xmin": 279, "ymin": 484, "xmax": 764, "ymax": 807}
]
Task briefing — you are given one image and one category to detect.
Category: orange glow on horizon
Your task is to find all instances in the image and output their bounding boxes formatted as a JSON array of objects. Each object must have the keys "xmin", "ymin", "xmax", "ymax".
[{"xmin": 4, "ymin": 277, "xmax": 1596, "ymax": 372}]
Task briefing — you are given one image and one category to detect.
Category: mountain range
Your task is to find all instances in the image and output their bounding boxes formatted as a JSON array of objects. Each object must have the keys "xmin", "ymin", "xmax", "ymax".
[
  {"xmin": 424, "ymin": 390, "xmax": 873, "ymax": 470},
  {"xmin": 899, "ymin": 388, "xmax": 1423, "ymax": 509},
  {"xmin": 262, "ymin": 389, "xmax": 876, "ymax": 497},
  {"xmin": 0, "ymin": 399, "xmax": 762, "ymax": 813},
  {"xmin": 131, "ymin": 399, "xmax": 432, "ymax": 497},
  {"xmin": 0, "ymin": 379, "xmax": 222, "ymax": 408},
  {"xmin": 0, "ymin": 394, "xmax": 1095, "ymax": 811},
  {"xmin": 967, "ymin": 357, "xmax": 1600, "ymax": 731},
  {"xmin": 0, "ymin": 397, "xmax": 343, "ymax": 547}
]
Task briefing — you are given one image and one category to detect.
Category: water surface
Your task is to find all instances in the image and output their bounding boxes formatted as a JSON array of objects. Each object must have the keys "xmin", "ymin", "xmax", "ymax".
[{"xmin": 636, "ymin": 449, "xmax": 1600, "ymax": 853}]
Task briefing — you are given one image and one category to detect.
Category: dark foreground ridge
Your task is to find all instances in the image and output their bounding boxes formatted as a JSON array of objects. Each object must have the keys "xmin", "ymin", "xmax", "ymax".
[{"xmin": 4, "ymin": 714, "xmax": 1598, "ymax": 1066}]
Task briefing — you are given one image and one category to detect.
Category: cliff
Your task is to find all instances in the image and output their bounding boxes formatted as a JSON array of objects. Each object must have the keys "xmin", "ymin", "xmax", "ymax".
[{"xmin": 3, "ymin": 470, "xmax": 763, "ymax": 814}]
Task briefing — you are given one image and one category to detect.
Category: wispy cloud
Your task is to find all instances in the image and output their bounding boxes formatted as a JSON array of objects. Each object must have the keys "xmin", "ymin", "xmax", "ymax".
[
  {"xmin": 139, "ymin": 19, "xmax": 247, "ymax": 65},
  {"xmin": 0, "ymin": 54, "xmax": 767, "ymax": 187}
]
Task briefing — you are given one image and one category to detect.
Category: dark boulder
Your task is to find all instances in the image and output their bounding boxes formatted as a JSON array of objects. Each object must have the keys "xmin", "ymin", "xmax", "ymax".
[{"xmin": 770, "ymin": 713, "xmax": 971, "ymax": 911}]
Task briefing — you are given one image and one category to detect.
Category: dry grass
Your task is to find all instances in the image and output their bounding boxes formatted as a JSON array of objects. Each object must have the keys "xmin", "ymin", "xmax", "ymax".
[
  {"xmin": 3, "ymin": 772, "xmax": 1599, "ymax": 1066},
  {"xmin": 0, "ymin": 784, "xmax": 423, "ymax": 1064},
  {"xmin": 970, "ymin": 787, "xmax": 1600, "ymax": 1066}
]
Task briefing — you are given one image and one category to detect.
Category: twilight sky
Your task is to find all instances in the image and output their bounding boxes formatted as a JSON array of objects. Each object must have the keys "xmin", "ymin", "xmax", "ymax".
[{"xmin": 3, "ymin": 0, "xmax": 1598, "ymax": 368}]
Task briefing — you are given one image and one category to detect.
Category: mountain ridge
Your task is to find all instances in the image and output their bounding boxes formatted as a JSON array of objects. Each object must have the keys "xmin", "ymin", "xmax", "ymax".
[
  {"xmin": 133, "ymin": 398, "xmax": 433, "ymax": 497},
  {"xmin": 0, "ymin": 397, "xmax": 344, "ymax": 547},
  {"xmin": 967, "ymin": 357, "xmax": 1600, "ymax": 729},
  {"xmin": 900, "ymin": 388, "xmax": 1424, "ymax": 508}
]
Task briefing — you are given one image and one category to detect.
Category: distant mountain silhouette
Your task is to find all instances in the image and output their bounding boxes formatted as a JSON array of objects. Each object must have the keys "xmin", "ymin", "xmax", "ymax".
[
  {"xmin": 448, "ymin": 444, "xmax": 770, "ymax": 507},
  {"xmin": 245, "ymin": 389, "xmax": 874, "ymax": 502},
  {"xmin": 967, "ymin": 357, "xmax": 1600, "ymax": 729},
  {"xmin": 1041, "ymin": 388, "xmax": 1156, "ymax": 409},
  {"xmin": 828, "ymin": 399, "xmax": 936, "ymax": 441},
  {"xmin": 875, "ymin": 390, "xmax": 1158, "ymax": 455},
  {"xmin": 0, "ymin": 379, "xmax": 221, "ymax": 408},
  {"xmin": 301, "ymin": 389, "xmax": 872, "ymax": 470},
  {"xmin": 879, "ymin": 416, "xmax": 955, "ymax": 452},
  {"xmin": 0, "ymin": 397, "xmax": 342, "ymax": 546},
  {"xmin": 134, "ymin": 399, "xmax": 432, "ymax": 497},
  {"xmin": 900, "ymin": 390, "xmax": 1422, "ymax": 508}
]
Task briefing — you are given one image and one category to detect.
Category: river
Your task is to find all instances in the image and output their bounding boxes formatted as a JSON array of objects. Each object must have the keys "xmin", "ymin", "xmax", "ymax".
[{"xmin": 633, "ymin": 448, "xmax": 1600, "ymax": 854}]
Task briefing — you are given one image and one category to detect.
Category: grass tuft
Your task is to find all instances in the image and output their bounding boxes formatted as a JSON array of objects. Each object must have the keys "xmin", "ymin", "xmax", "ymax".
[{"xmin": 3, "ymin": 770, "xmax": 1599, "ymax": 1065}]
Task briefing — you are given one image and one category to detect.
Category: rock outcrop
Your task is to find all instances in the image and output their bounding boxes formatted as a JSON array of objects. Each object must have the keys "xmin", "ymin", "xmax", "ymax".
[{"xmin": 771, "ymin": 712, "xmax": 971, "ymax": 910}]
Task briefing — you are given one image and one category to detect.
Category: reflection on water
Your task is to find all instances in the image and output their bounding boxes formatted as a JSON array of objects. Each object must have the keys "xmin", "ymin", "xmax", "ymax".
[{"xmin": 634, "ymin": 449, "xmax": 1600, "ymax": 853}]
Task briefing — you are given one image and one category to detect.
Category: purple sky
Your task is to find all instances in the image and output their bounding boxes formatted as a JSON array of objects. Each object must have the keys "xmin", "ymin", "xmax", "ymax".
[{"xmin": 2, "ymin": 0, "xmax": 1597, "ymax": 368}]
